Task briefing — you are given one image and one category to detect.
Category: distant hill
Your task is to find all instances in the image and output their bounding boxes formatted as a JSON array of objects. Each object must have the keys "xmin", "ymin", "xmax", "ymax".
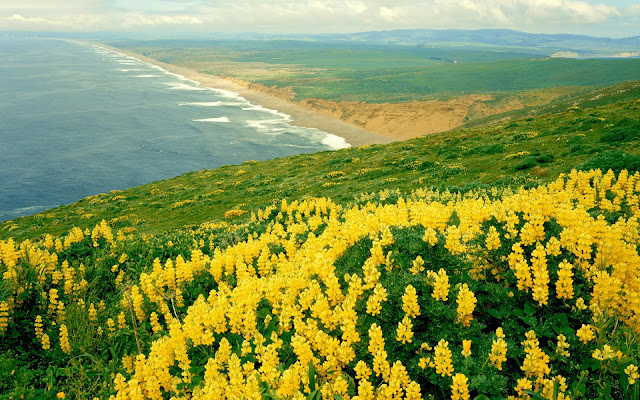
[
  {"xmin": 315, "ymin": 29, "xmax": 640, "ymax": 56},
  {"xmin": 17, "ymin": 28, "xmax": 640, "ymax": 57}
]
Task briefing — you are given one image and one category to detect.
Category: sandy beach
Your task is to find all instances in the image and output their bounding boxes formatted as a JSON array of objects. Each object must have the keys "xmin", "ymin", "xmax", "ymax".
[{"xmin": 100, "ymin": 45, "xmax": 396, "ymax": 148}]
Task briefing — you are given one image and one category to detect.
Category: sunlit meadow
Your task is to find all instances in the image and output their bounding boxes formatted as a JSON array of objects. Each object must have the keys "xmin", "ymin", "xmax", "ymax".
[{"xmin": 1, "ymin": 168, "xmax": 639, "ymax": 399}]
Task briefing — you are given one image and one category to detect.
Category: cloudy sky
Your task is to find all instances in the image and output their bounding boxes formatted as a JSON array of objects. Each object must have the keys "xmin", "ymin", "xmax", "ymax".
[{"xmin": 1, "ymin": 0, "xmax": 639, "ymax": 38}]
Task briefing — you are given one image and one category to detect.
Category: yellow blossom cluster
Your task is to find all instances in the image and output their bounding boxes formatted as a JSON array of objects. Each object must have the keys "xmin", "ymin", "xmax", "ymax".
[{"xmin": 2, "ymin": 170, "xmax": 640, "ymax": 399}]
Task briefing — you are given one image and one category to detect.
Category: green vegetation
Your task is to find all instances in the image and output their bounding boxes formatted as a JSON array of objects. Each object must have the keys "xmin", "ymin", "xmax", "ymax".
[{"xmin": 113, "ymin": 40, "xmax": 640, "ymax": 103}]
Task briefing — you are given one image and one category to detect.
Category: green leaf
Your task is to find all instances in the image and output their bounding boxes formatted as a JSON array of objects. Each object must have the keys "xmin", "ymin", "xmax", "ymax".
[
  {"xmin": 307, "ymin": 389, "xmax": 319, "ymax": 400},
  {"xmin": 487, "ymin": 308, "xmax": 500, "ymax": 318},
  {"xmin": 524, "ymin": 301, "xmax": 536, "ymax": 316},
  {"xmin": 520, "ymin": 315, "xmax": 537, "ymax": 326},
  {"xmin": 524, "ymin": 390, "xmax": 550, "ymax": 400},
  {"xmin": 308, "ymin": 361, "xmax": 316, "ymax": 392},
  {"xmin": 473, "ymin": 395, "xmax": 491, "ymax": 400}
]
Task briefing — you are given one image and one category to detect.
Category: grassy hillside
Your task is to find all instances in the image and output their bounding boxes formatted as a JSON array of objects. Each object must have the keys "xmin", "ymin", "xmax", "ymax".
[
  {"xmin": 113, "ymin": 40, "xmax": 640, "ymax": 103},
  {"xmin": 3, "ymin": 89, "xmax": 640, "ymax": 243},
  {"xmin": 1, "ymin": 170, "xmax": 640, "ymax": 399}
]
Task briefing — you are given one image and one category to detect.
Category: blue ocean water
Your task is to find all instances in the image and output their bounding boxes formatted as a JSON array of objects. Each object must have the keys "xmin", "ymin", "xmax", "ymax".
[{"xmin": 0, "ymin": 38, "xmax": 348, "ymax": 222}]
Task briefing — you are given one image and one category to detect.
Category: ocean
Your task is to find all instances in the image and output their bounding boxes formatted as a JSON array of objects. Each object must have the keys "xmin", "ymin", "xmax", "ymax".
[{"xmin": 0, "ymin": 38, "xmax": 348, "ymax": 222}]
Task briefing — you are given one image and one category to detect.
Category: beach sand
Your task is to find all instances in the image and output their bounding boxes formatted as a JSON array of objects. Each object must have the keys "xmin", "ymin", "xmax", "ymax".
[{"xmin": 103, "ymin": 45, "xmax": 396, "ymax": 148}]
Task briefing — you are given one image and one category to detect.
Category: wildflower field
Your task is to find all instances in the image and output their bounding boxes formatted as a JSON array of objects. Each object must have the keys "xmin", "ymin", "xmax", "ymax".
[{"xmin": 1, "ymin": 168, "xmax": 639, "ymax": 399}]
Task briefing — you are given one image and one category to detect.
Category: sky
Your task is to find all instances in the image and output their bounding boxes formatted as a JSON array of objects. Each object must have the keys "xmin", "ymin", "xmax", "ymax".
[{"xmin": 1, "ymin": 0, "xmax": 640, "ymax": 38}]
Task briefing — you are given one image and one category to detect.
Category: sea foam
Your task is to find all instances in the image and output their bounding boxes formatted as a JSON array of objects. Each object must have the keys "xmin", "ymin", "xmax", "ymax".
[{"xmin": 193, "ymin": 117, "xmax": 231, "ymax": 123}]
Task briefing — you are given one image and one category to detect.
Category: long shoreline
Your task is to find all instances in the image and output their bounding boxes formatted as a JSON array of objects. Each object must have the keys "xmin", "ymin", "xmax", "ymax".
[{"xmin": 97, "ymin": 43, "xmax": 396, "ymax": 148}]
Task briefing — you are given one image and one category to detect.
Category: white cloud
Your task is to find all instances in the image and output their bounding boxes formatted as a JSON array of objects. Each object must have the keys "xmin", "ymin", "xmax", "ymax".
[
  {"xmin": 0, "ymin": 0, "xmax": 635, "ymax": 36},
  {"xmin": 3, "ymin": 13, "xmax": 49, "ymax": 23},
  {"xmin": 379, "ymin": 6, "xmax": 397, "ymax": 21}
]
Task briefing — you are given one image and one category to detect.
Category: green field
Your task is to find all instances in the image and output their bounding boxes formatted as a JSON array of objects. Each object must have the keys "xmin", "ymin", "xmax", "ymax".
[{"xmin": 114, "ymin": 40, "xmax": 640, "ymax": 103}]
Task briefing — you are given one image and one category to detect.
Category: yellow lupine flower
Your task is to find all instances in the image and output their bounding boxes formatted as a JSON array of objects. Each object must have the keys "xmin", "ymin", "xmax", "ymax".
[
  {"xmin": 41, "ymin": 333, "xmax": 50, "ymax": 350},
  {"xmin": 433, "ymin": 339, "xmax": 454, "ymax": 377},
  {"xmin": 354, "ymin": 360, "xmax": 372, "ymax": 380},
  {"xmin": 402, "ymin": 284, "xmax": 420, "ymax": 317},
  {"xmin": 521, "ymin": 330, "xmax": 550, "ymax": 383},
  {"xmin": 489, "ymin": 337, "xmax": 508, "ymax": 371},
  {"xmin": 514, "ymin": 377, "xmax": 533, "ymax": 398},
  {"xmin": 410, "ymin": 255, "xmax": 424, "ymax": 275},
  {"xmin": 88, "ymin": 303, "xmax": 98, "ymax": 322},
  {"xmin": 625, "ymin": 364, "xmax": 639, "ymax": 385},
  {"xmin": 485, "ymin": 226, "xmax": 501, "ymax": 250},
  {"xmin": 451, "ymin": 373, "xmax": 470, "ymax": 400},
  {"xmin": 555, "ymin": 334, "xmax": 570, "ymax": 357},
  {"xmin": 574, "ymin": 297, "xmax": 587, "ymax": 311},
  {"xmin": 59, "ymin": 324, "xmax": 71, "ymax": 354},
  {"xmin": 555, "ymin": 260, "xmax": 574, "ymax": 300},
  {"xmin": 0, "ymin": 301, "xmax": 9, "ymax": 333},
  {"xmin": 429, "ymin": 269, "xmax": 450, "ymax": 301},
  {"xmin": 366, "ymin": 283, "xmax": 387, "ymax": 316},
  {"xmin": 592, "ymin": 345, "xmax": 617, "ymax": 361},
  {"xmin": 577, "ymin": 324, "xmax": 596, "ymax": 343},
  {"xmin": 117, "ymin": 311, "xmax": 127, "ymax": 329},
  {"xmin": 34, "ymin": 315, "xmax": 44, "ymax": 339},
  {"xmin": 396, "ymin": 316, "xmax": 413, "ymax": 344},
  {"xmin": 456, "ymin": 284, "xmax": 477, "ymax": 327}
]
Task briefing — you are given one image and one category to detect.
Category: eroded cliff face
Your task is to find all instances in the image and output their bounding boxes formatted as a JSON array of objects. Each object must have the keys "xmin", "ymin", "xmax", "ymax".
[
  {"xmin": 216, "ymin": 77, "xmax": 541, "ymax": 140},
  {"xmin": 298, "ymin": 96, "xmax": 499, "ymax": 140}
]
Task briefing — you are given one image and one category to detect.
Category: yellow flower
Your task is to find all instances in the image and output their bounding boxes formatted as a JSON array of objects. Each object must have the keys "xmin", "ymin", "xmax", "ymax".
[
  {"xmin": 625, "ymin": 364, "xmax": 639, "ymax": 385},
  {"xmin": 485, "ymin": 226, "xmax": 501, "ymax": 250},
  {"xmin": 433, "ymin": 339, "xmax": 454, "ymax": 377},
  {"xmin": 489, "ymin": 337, "xmax": 508, "ymax": 371},
  {"xmin": 592, "ymin": 345, "xmax": 616, "ymax": 361},
  {"xmin": 576, "ymin": 324, "xmax": 596, "ymax": 343},
  {"xmin": 555, "ymin": 334, "xmax": 570, "ymax": 357},
  {"xmin": 451, "ymin": 373, "xmax": 470, "ymax": 400},
  {"xmin": 366, "ymin": 283, "xmax": 387, "ymax": 316},
  {"xmin": 514, "ymin": 378, "xmax": 533, "ymax": 398},
  {"xmin": 428, "ymin": 269, "xmax": 450, "ymax": 301},
  {"xmin": 56, "ymin": 392, "xmax": 65, "ymax": 399},
  {"xmin": 396, "ymin": 316, "xmax": 414, "ymax": 344},
  {"xmin": 410, "ymin": 256, "xmax": 425, "ymax": 275},
  {"xmin": 59, "ymin": 324, "xmax": 71, "ymax": 354},
  {"xmin": 456, "ymin": 284, "xmax": 477, "ymax": 327},
  {"xmin": 41, "ymin": 333, "xmax": 50, "ymax": 350},
  {"xmin": 461, "ymin": 340, "xmax": 472, "ymax": 358},
  {"xmin": 402, "ymin": 285, "xmax": 420, "ymax": 317},
  {"xmin": 555, "ymin": 260, "xmax": 574, "ymax": 300},
  {"xmin": 354, "ymin": 360, "xmax": 372, "ymax": 380}
]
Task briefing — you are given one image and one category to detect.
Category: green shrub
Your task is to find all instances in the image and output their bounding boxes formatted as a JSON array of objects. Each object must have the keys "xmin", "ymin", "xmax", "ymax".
[
  {"xmin": 599, "ymin": 118, "xmax": 640, "ymax": 143},
  {"xmin": 515, "ymin": 157, "xmax": 538, "ymax": 171},
  {"xmin": 579, "ymin": 150, "xmax": 640, "ymax": 174},
  {"xmin": 535, "ymin": 154, "xmax": 555, "ymax": 164}
]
